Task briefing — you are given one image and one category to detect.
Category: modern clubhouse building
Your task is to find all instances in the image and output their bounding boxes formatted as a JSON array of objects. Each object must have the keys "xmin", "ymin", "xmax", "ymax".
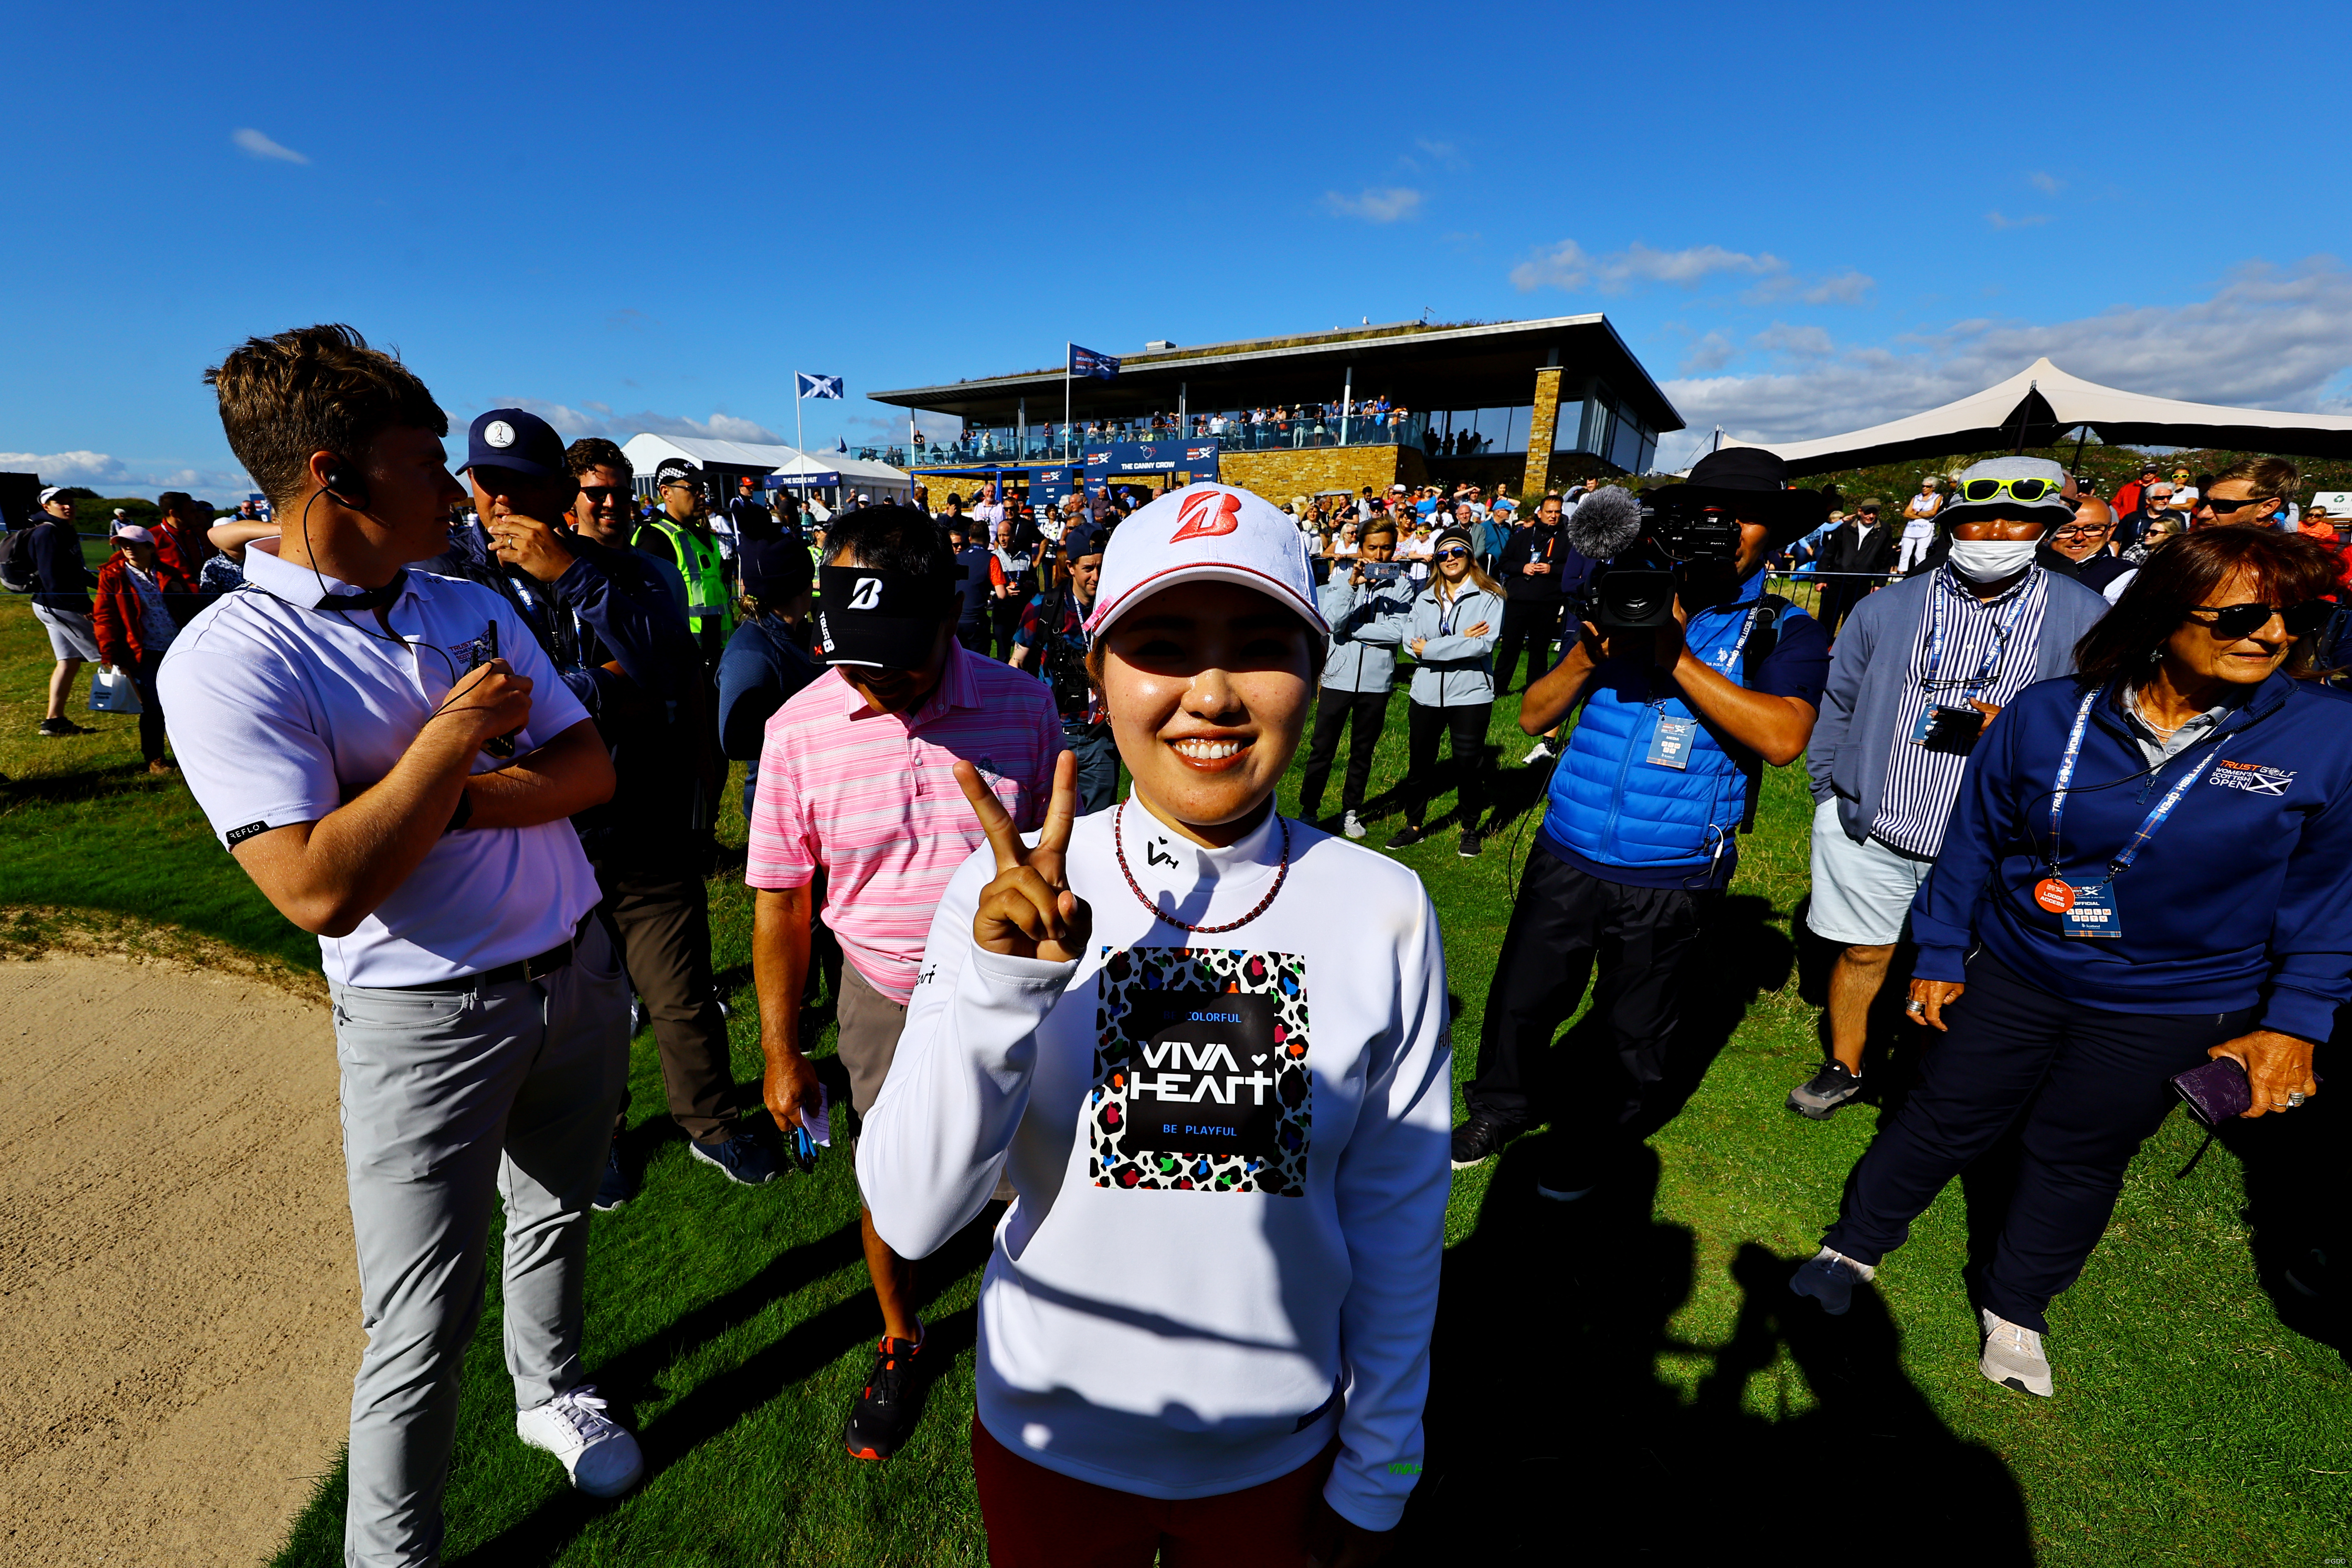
[{"xmin": 870, "ymin": 314, "xmax": 1684, "ymax": 509}]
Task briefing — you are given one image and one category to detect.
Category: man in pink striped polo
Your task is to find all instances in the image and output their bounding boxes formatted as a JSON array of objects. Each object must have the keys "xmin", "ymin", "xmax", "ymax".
[{"xmin": 748, "ymin": 503, "xmax": 1063, "ymax": 1463}]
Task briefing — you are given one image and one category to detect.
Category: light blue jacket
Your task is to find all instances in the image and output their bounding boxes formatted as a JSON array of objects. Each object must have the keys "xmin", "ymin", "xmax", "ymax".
[
  {"xmin": 1404, "ymin": 582, "xmax": 1504, "ymax": 707},
  {"xmin": 1317, "ymin": 573, "xmax": 1415, "ymax": 693}
]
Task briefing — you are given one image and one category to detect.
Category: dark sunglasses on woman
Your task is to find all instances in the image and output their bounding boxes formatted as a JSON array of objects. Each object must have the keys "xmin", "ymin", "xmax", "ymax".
[
  {"xmin": 2190, "ymin": 600, "xmax": 2333, "ymax": 640},
  {"xmin": 1434, "ymin": 547, "xmax": 1472, "ymax": 561}
]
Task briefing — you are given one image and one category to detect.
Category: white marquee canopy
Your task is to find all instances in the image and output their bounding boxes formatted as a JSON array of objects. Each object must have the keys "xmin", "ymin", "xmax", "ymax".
[{"xmin": 1722, "ymin": 358, "xmax": 2352, "ymax": 475}]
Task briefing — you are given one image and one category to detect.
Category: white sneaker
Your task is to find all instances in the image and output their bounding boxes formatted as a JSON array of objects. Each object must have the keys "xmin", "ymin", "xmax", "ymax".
[
  {"xmin": 1522, "ymin": 739, "xmax": 1556, "ymax": 765},
  {"xmin": 516, "ymin": 1386, "xmax": 645, "ymax": 1497},
  {"xmin": 1978, "ymin": 1309, "xmax": 2054, "ymax": 1397},
  {"xmin": 1342, "ymin": 810, "xmax": 1367, "ymax": 841},
  {"xmin": 1788, "ymin": 1246, "xmax": 1875, "ymax": 1316}
]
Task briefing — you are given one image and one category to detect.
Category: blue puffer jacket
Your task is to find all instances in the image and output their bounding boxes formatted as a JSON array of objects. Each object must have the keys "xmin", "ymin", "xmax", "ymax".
[
  {"xmin": 1540, "ymin": 571, "xmax": 1790, "ymax": 887},
  {"xmin": 1317, "ymin": 573, "xmax": 1415, "ymax": 694}
]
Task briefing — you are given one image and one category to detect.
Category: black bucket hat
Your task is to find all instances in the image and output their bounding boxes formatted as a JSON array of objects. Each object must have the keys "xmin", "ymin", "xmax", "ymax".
[{"xmin": 1643, "ymin": 448, "xmax": 1831, "ymax": 540}]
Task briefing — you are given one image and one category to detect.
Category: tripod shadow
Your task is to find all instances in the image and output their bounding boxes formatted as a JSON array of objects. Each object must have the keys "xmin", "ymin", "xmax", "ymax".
[
  {"xmin": 1514, "ymin": 892, "xmax": 1792, "ymax": 1142},
  {"xmin": 1400, "ymin": 1143, "xmax": 2032, "ymax": 1564}
]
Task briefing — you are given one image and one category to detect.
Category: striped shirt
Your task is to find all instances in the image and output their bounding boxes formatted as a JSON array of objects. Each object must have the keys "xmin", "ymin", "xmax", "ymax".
[
  {"xmin": 1870, "ymin": 566, "xmax": 2051, "ymax": 857},
  {"xmin": 745, "ymin": 641, "xmax": 1063, "ymax": 1002}
]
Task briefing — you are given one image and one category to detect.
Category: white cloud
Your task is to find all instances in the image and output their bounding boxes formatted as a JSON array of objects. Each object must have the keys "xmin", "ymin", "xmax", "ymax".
[
  {"xmin": 2029, "ymin": 171, "xmax": 2065, "ymax": 196},
  {"xmin": 0, "ymin": 451, "xmax": 254, "ymax": 503},
  {"xmin": 497, "ymin": 399, "xmax": 784, "ymax": 446},
  {"xmin": 1514, "ymin": 239, "xmax": 1873, "ymax": 307},
  {"xmin": 1323, "ymin": 187, "xmax": 1424, "ymax": 223},
  {"xmin": 231, "ymin": 128, "xmax": 309, "ymax": 164},
  {"xmin": 0, "ymin": 450, "xmax": 129, "ymax": 485},
  {"xmin": 1655, "ymin": 256, "xmax": 2352, "ymax": 467},
  {"xmin": 1680, "ymin": 332, "xmax": 1736, "ymax": 373},
  {"xmin": 1801, "ymin": 270, "xmax": 1877, "ymax": 305},
  {"xmin": 1986, "ymin": 210, "xmax": 2049, "ymax": 229},
  {"xmin": 1752, "ymin": 323, "xmax": 1835, "ymax": 357}
]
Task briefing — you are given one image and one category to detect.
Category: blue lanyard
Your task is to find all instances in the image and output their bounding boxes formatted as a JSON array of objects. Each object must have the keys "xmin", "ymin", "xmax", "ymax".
[
  {"xmin": 1923, "ymin": 569, "xmax": 2030, "ymax": 696},
  {"xmin": 1648, "ymin": 600, "xmax": 1764, "ymax": 711},
  {"xmin": 2046, "ymin": 687, "xmax": 2227, "ymax": 883}
]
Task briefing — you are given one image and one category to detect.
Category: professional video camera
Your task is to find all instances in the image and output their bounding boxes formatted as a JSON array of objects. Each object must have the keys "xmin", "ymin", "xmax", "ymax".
[{"xmin": 1562, "ymin": 477, "xmax": 1829, "ymax": 632}]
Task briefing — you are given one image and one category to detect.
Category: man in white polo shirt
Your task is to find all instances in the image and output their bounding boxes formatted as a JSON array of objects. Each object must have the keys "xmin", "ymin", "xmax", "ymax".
[{"xmin": 158, "ymin": 324, "xmax": 642, "ymax": 1568}]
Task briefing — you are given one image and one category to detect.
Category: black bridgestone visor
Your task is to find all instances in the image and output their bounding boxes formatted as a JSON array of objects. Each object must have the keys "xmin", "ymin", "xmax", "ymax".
[{"xmin": 815, "ymin": 564, "xmax": 957, "ymax": 669}]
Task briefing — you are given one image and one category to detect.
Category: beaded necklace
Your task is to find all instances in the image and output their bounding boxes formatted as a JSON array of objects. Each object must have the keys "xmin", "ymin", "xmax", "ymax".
[{"xmin": 1111, "ymin": 801, "xmax": 1293, "ymax": 935}]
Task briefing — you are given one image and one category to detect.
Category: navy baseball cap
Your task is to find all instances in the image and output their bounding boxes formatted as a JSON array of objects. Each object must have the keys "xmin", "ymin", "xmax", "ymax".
[{"xmin": 459, "ymin": 408, "xmax": 565, "ymax": 481}]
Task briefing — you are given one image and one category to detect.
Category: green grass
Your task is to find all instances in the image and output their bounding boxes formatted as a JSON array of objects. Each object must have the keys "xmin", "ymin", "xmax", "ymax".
[{"xmin": 3, "ymin": 590, "xmax": 2348, "ymax": 1565}]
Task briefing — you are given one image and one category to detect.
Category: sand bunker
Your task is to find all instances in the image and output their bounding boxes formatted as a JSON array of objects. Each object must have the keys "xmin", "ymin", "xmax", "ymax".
[{"xmin": 0, "ymin": 953, "xmax": 357, "ymax": 1567}]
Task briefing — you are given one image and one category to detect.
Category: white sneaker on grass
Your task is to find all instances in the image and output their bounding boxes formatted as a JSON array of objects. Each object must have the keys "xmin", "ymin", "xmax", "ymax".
[
  {"xmin": 1978, "ymin": 1309, "xmax": 2054, "ymax": 1397},
  {"xmin": 1342, "ymin": 810, "xmax": 1367, "ymax": 841},
  {"xmin": 1788, "ymin": 1246, "xmax": 1875, "ymax": 1315},
  {"xmin": 517, "ymin": 1386, "xmax": 645, "ymax": 1497},
  {"xmin": 1522, "ymin": 739, "xmax": 1557, "ymax": 765}
]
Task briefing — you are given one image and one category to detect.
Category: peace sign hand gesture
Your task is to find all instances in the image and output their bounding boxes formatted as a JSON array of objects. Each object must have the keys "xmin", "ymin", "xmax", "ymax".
[{"xmin": 952, "ymin": 750, "xmax": 1092, "ymax": 963}]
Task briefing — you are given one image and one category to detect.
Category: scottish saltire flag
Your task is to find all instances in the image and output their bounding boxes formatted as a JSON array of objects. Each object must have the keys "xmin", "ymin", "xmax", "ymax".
[
  {"xmin": 1068, "ymin": 344, "xmax": 1120, "ymax": 381},
  {"xmin": 835, "ymin": 437, "xmax": 848, "ymax": 452},
  {"xmin": 796, "ymin": 372, "xmax": 843, "ymax": 400}
]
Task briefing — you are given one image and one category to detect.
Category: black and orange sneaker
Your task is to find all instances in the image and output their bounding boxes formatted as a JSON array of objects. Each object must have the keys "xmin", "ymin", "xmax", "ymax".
[{"xmin": 843, "ymin": 1327, "xmax": 925, "ymax": 1461}]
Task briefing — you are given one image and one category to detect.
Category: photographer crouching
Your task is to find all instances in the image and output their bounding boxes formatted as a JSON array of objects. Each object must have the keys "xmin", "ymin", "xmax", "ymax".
[{"xmin": 1450, "ymin": 449, "xmax": 1831, "ymax": 1199}]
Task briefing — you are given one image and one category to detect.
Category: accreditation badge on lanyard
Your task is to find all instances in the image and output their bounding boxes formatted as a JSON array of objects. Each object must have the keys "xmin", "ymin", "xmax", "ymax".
[
  {"xmin": 1647, "ymin": 601, "xmax": 1764, "ymax": 772},
  {"xmin": 2037, "ymin": 688, "xmax": 2222, "ymax": 940}
]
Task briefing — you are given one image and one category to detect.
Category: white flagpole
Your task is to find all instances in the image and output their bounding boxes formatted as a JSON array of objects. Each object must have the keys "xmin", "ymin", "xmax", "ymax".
[
  {"xmin": 795, "ymin": 372, "xmax": 805, "ymax": 460},
  {"xmin": 1064, "ymin": 342, "xmax": 1072, "ymax": 462}
]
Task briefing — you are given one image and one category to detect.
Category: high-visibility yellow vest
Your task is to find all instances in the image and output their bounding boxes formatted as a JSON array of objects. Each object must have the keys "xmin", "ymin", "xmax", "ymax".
[{"xmin": 638, "ymin": 518, "xmax": 732, "ymax": 634}]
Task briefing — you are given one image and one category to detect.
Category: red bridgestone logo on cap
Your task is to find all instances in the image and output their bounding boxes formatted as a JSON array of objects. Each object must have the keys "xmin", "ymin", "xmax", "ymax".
[{"xmin": 1171, "ymin": 490, "xmax": 1242, "ymax": 542}]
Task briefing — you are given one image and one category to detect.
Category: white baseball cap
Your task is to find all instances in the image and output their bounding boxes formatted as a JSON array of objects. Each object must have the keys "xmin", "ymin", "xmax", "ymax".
[{"xmin": 1085, "ymin": 482, "xmax": 1329, "ymax": 641}]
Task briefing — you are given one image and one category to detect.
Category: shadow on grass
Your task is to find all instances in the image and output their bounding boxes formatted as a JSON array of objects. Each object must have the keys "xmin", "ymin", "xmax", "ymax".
[
  {"xmin": 1399, "ymin": 1141, "xmax": 2034, "ymax": 1564},
  {"xmin": 2219, "ymin": 1036, "xmax": 2350, "ymax": 1364},
  {"xmin": 1506, "ymin": 891, "xmax": 1792, "ymax": 1141},
  {"xmin": 442, "ymin": 1202, "xmax": 1005, "ymax": 1568},
  {"xmin": 0, "ymin": 762, "xmax": 170, "ymax": 808}
]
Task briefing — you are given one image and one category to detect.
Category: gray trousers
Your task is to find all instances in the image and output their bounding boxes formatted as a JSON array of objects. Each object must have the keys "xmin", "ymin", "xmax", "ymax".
[{"xmin": 330, "ymin": 920, "xmax": 630, "ymax": 1568}]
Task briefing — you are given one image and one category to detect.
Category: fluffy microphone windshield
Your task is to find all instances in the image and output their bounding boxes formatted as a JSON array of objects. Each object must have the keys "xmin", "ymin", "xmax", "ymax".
[{"xmin": 1562, "ymin": 485, "xmax": 1644, "ymax": 560}]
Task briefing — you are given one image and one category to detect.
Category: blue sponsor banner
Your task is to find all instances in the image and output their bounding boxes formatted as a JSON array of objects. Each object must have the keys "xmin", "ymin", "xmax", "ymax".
[{"xmin": 1081, "ymin": 439, "xmax": 1219, "ymax": 479}]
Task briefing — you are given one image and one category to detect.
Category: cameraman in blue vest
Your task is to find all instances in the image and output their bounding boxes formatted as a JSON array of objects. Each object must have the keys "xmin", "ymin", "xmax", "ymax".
[{"xmin": 1452, "ymin": 448, "xmax": 1832, "ymax": 1198}]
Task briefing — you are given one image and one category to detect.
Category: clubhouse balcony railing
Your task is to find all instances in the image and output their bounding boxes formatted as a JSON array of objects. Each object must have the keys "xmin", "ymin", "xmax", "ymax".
[{"xmin": 906, "ymin": 412, "xmax": 1443, "ymax": 468}]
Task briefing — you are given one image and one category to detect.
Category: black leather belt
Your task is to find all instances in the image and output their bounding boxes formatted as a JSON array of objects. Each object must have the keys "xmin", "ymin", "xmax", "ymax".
[{"xmin": 381, "ymin": 920, "xmax": 587, "ymax": 993}]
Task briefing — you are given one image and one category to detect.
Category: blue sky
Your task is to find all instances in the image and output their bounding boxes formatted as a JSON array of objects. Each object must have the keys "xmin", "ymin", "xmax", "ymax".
[{"xmin": 7, "ymin": 0, "xmax": 2347, "ymax": 499}]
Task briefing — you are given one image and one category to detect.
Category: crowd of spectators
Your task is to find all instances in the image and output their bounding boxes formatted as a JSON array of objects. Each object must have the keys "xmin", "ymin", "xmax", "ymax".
[{"xmin": 13, "ymin": 332, "xmax": 2351, "ymax": 1566}]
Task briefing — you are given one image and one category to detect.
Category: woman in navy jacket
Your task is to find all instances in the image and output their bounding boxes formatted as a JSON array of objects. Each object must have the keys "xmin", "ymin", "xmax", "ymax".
[{"xmin": 1791, "ymin": 526, "xmax": 2352, "ymax": 1399}]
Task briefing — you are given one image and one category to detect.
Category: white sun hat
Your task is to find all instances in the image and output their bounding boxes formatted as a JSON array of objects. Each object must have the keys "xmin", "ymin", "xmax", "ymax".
[{"xmin": 1085, "ymin": 482, "xmax": 1330, "ymax": 640}]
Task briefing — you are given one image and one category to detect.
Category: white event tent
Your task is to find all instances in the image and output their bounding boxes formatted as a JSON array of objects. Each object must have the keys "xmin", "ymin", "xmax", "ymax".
[
  {"xmin": 617, "ymin": 433, "xmax": 912, "ymax": 506},
  {"xmin": 1722, "ymin": 358, "xmax": 2352, "ymax": 476}
]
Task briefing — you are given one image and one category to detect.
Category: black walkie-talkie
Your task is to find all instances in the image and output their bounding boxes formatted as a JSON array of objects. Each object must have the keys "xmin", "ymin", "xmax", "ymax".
[{"xmin": 468, "ymin": 619, "xmax": 520, "ymax": 759}]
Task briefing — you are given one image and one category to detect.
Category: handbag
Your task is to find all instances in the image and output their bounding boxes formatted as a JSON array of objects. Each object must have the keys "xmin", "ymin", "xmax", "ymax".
[{"xmin": 88, "ymin": 666, "xmax": 143, "ymax": 715}]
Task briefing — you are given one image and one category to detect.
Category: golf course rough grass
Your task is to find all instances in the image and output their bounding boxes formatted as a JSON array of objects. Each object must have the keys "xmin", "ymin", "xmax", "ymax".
[{"xmin": 2, "ymin": 593, "xmax": 2345, "ymax": 1566}]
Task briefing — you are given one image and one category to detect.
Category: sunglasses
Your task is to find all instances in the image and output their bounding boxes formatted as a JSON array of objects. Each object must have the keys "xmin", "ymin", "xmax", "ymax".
[
  {"xmin": 2197, "ymin": 494, "xmax": 2274, "ymax": 515},
  {"xmin": 578, "ymin": 485, "xmax": 628, "ymax": 503},
  {"xmin": 2190, "ymin": 601, "xmax": 2333, "ymax": 640},
  {"xmin": 1957, "ymin": 476, "xmax": 2065, "ymax": 503},
  {"xmin": 2052, "ymin": 522, "xmax": 2112, "ymax": 537},
  {"xmin": 1434, "ymin": 547, "xmax": 1472, "ymax": 560}
]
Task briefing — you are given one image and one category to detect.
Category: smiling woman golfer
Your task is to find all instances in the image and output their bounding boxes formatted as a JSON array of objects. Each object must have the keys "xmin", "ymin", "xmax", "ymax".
[{"xmin": 860, "ymin": 485, "xmax": 1452, "ymax": 1568}]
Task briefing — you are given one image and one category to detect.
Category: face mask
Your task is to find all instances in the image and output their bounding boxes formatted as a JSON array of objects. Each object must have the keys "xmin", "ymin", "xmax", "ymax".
[{"xmin": 1946, "ymin": 538, "xmax": 2040, "ymax": 581}]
